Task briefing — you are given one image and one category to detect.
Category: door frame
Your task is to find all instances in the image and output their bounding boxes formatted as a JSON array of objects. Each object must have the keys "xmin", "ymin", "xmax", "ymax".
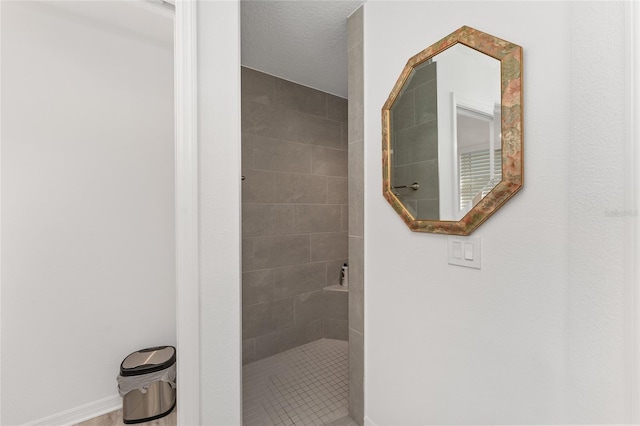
[{"xmin": 175, "ymin": 1, "xmax": 200, "ymax": 424}]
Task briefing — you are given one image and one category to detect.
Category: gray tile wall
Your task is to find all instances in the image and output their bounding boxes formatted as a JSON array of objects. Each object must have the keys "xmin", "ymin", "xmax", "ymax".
[
  {"xmin": 348, "ymin": 7, "xmax": 365, "ymax": 425},
  {"xmin": 242, "ymin": 67, "xmax": 349, "ymax": 364},
  {"xmin": 324, "ymin": 289, "xmax": 349, "ymax": 341},
  {"xmin": 391, "ymin": 61, "xmax": 439, "ymax": 219}
]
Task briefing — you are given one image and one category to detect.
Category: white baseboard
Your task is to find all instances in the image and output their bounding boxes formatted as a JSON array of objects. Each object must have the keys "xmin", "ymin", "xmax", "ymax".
[
  {"xmin": 364, "ymin": 415, "xmax": 377, "ymax": 426},
  {"xmin": 22, "ymin": 394, "xmax": 122, "ymax": 426}
]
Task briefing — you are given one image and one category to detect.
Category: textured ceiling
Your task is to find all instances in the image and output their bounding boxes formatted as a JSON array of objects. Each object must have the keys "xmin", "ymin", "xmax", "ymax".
[
  {"xmin": 44, "ymin": 1, "xmax": 362, "ymax": 99},
  {"xmin": 241, "ymin": 0, "xmax": 364, "ymax": 98}
]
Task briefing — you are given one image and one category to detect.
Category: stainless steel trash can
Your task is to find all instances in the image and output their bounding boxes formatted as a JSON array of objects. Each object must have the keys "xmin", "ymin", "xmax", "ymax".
[{"xmin": 118, "ymin": 346, "xmax": 176, "ymax": 424}]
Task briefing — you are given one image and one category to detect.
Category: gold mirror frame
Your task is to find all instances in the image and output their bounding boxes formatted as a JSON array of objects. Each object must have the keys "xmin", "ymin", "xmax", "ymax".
[{"xmin": 382, "ymin": 26, "xmax": 523, "ymax": 235}]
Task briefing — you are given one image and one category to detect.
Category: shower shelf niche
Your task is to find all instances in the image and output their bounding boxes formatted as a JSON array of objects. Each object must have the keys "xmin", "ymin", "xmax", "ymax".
[{"xmin": 323, "ymin": 284, "xmax": 348, "ymax": 292}]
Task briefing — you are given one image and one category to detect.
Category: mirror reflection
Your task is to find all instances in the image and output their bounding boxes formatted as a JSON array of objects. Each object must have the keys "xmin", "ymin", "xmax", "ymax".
[{"xmin": 390, "ymin": 43, "xmax": 501, "ymax": 221}]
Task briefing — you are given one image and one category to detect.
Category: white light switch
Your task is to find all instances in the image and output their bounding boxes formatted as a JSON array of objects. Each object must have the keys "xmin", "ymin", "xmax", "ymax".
[
  {"xmin": 464, "ymin": 243, "xmax": 474, "ymax": 260},
  {"xmin": 448, "ymin": 236, "xmax": 481, "ymax": 269},
  {"xmin": 452, "ymin": 241, "xmax": 462, "ymax": 259}
]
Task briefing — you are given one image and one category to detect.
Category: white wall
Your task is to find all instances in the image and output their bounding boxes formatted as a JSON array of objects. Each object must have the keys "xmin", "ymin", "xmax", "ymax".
[
  {"xmin": 197, "ymin": 1, "xmax": 242, "ymax": 424},
  {"xmin": 1, "ymin": 2, "xmax": 175, "ymax": 424},
  {"xmin": 364, "ymin": 1, "xmax": 635, "ymax": 424}
]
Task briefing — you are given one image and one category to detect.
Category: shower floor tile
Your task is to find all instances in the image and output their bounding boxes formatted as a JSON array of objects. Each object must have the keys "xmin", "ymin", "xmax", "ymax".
[{"xmin": 243, "ymin": 338, "xmax": 354, "ymax": 426}]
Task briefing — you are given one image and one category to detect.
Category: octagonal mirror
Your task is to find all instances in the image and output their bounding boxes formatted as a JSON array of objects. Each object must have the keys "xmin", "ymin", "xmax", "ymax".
[{"xmin": 382, "ymin": 26, "xmax": 523, "ymax": 235}]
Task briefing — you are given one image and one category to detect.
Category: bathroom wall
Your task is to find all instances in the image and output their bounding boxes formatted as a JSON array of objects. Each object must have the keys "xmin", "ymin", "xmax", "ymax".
[
  {"xmin": 197, "ymin": 1, "xmax": 242, "ymax": 424},
  {"xmin": 241, "ymin": 67, "xmax": 349, "ymax": 364},
  {"xmin": 0, "ymin": 2, "xmax": 175, "ymax": 424},
  {"xmin": 364, "ymin": 1, "xmax": 635, "ymax": 425}
]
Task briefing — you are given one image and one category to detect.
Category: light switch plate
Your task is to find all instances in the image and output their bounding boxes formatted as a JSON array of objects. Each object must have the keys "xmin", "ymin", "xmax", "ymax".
[
  {"xmin": 448, "ymin": 236, "xmax": 481, "ymax": 269},
  {"xmin": 452, "ymin": 241, "xmax": 462, "ymax": 259}
]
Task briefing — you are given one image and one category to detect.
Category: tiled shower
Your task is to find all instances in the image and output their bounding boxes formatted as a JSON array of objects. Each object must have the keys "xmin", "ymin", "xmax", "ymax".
[
  {"xmin": 241, "ymin": 67, "xmax": 349, "ymax": 364},
  {"xmin": 390, "ymin": 61, "xmax": 439, "ymax": 219}
]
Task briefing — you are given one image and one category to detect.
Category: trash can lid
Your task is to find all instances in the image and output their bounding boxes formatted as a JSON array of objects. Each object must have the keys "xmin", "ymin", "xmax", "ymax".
[{"xmin": 120, "ymin": 346, "xmax": 176, "ymax": 377}]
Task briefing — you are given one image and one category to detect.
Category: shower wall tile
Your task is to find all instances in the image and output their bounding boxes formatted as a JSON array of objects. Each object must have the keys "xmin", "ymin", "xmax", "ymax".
[
  {"xmin": 348, "ymin": 48, "xmax": 364, "ymax": 144},
  {"xmin": 255, "ymin": 327, "xmax": 295, "ymax": 359},
  {"xmin": 241, "ymin": 67, "xmax": 275, "ymax": 106},
  {"xmin": 348, "ymin": 237, "xmax": 364, "ymax": 292},
  {"xmin": 243, "ymin": 338, "xmax": 256, "ymax": 364},
  {"xmin": 242, "ymin": 169, "xmax": 276, "ymax": 204},
  {"xmin": 251, "ymin": 234, "xmax": 310, "ymax": 269},
  {"xmin": 327, "ymin": 177, "xmax": 348, "ymax": 204},
  {"xmin": 341, "ymin": 205, "xmax": 349, "ymax": 232},
  {"xmin": 294, "ymin": 291, "xmax": 325, "ymax": 324},
  {"xmin": 391, "ymin": 61, "xmax": 439, "ymax": 219},
  {"xmin": 273, "ymin": 262, "xmax": 326, "ymax": 300},
  {"xmin": 418, "ymin": 199, "xmax": 439, "ymax": 219},
  {"xmin": 275, "ymin": 173, "xmax": 327, "ymax": 204},
  {"xmin": 242, "ymin": 101, "xmax": 279, "ymax": 138},
  {"xmin": 348, "ymin": 175, "xmax": 364, "ymax": 238},
  {"xmin": 242, "ymin": 307, "xmax": 264, "ymax": 339},
  {"xmin": 242, "ymin": 204, "xmax": 294, "ymax": 237},
  {"xmin": 395, "ymin": 120, "xmax": 438, "ymax": 165},
  {"xmin": 253, "ymin": 318, "xmax": 326, "ymax": 361},
  {"xmin": 270, "ymin": 297, "xmax": 296, "ymax": 330},
  {"xmin": 349, "ymin": 288, "xmax": 364, "ymax": 334},
  {"xmin": 347, "ymin": 107, "xmax": 362, "ymax": 147},
  {"xmin": 324, "ymin": 318, "xmax": 349, "ymax": 341},
  {"xmin": 392, "ymin": 89, "xmax": 416, "ymax": 131},
  {"xmin": 294, "ymin": 318, "xmax": 324, "ymax": 345},
  {"xmin": 312, "ymin": 146, "xmax": 348, "ymax": 177},
  {"xmin": 348, "ymin": 328, "xmax": 364, "ymax": 423},
  {"xmin": 242, "ymin": 67, "xmax": 348, "ymax": 362},
  {"xmin": 242, "ymin": 269, "xmax": 274, "ymax": 306},
  {"xmin": 404, "ymin": 61, "xmax": 437, "ymax": 91},
  {"xmin": 311, "ymin": 232, "xmax": 349, "ymax": 262},
  {"xmin": 277, "ymin": 109, "xmax": 343, "ymax": 148},
  {"xmin": 415, "ymin": 79, "xmax": 438, "ymax": 123},
  {"xmin": 275, "ymin": 78, "xmax": 327, "ymax": 118},
  {"xmin": 395, "ymin": 159, "xmax": 439, "ymax": 200},
  {"xmin": 250, "ymin": 298, "xmax": 294, "ymax": 338},
  {"xmin": 325, "ymin": 291, "xmax": 349, "ymax": 320},
  {"xmin": 242, "ymin": 238, "xmax": 253, "ymax": 272},
  {"xmin": 243, "ymin": 102, "xmax": 342, "ymax": 149},
  {"xmin": 294, "ymin": 204, "xmax": 342, "ymax": 233},
  {"xmin": 348, "ymin": 8, "xmax": 364, "ymax": 425},
  {"xmin": 347, "ymin": 6, "xmax": 363, "ymax": 51},
  {"xmin": 327, "ymin": 95, "xmax": 348, "ymax": 122},
  {"xmin": 242, "ymin": 136, "xmax": 254, "ymax": 170},
  {"xmin": 348, "ymin": 139, "xmax": 364, "ymax": 177},
  {"xmin": 242, "ymin": 313, "xmax": 326, "ymax": 362},
  {"xmin": 348, "ymin": 140, "xmax": 364, "ymax": 238},
  {"xmin": 341, "ymin": 122, "xmax": 349, "ymax": 150},
  {"xmin": 403, "ymin": 200, "xmax": 418, "ymax": 217},
  {"xmin": 250, "ymin": 135, "xmax": 312, "ymax": 174},
  {"xmin": 243, "ymin": 298, "xmax": 295, "ymax": 340}
]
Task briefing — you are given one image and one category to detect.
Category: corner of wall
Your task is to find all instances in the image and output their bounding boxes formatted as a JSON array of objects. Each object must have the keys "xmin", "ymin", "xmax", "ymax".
[
  {"xmin": 347, "ymin": 5, "xmax": 365, "ymax": 425},
  {"xmin": 196, "ymin": 1, "xmax": 242, "ymax": 424}
]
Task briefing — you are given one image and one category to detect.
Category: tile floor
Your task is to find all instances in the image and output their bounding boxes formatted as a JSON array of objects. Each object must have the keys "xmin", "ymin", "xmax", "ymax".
[
  {"xmin": 243, "ymin": 338, "xmax": 356, "ymax": 426},
  {"xmin": 79, "ymin": 338, "xmax": 355, "ymax": 426}
]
